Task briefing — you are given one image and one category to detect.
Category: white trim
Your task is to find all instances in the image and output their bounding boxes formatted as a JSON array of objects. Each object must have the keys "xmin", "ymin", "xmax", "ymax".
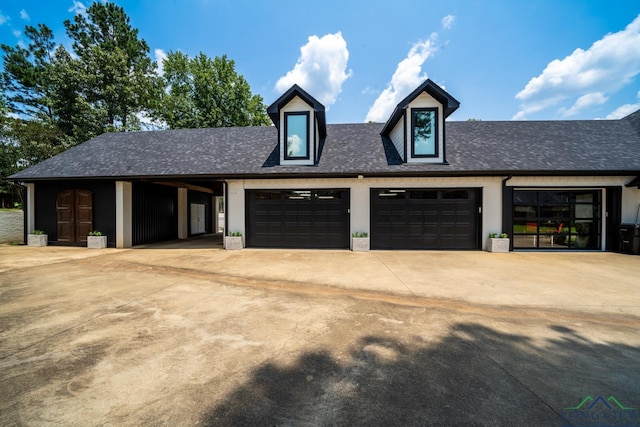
[
  {"xmin": 115, "ymin": 181, "xmax": 132, "ymax": 248},
  {"xmin": 25, "ymin": 183, "xmax": 35, "ymax": 234}
]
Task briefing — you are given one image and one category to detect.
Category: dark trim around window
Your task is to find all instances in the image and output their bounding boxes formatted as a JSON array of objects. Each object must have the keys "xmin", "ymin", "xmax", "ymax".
[
  {"xmin": 284, "ymin": 111, "xmax": 310, "ymax": 160},
  {"xmin": 411, "ymin": 107, "xmax": 438, "ymax": 158}
]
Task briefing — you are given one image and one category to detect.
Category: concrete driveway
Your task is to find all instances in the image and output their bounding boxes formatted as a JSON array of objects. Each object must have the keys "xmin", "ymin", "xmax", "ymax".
[{"xmin": 1, "ymin": 241, "xmax": 639, "ymax": 426}]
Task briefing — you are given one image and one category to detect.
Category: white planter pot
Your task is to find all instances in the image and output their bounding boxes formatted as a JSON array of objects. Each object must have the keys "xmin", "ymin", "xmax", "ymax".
[
  {"xmin": 487, "ymin": 238, "xmax": 510, "ymax": 253},
  {"xmin": 351, "ymin": 237, "xmax": 370, "ymax": 252},
  {"xmin": 87, "ymin": 235, "xmax": 108, "ymax": 249},
  {"xmin": 28, "ymin": 234, "xmax": 48, "ymax": 247},
  {"xmin": 225, "ymin": 236, "xmax": 243, "ymax": 250}
]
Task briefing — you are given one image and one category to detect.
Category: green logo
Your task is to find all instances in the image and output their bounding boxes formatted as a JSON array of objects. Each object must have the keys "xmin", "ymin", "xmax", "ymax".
[{"xmin": 561, "ymin": 395, "xmax": 638, "ymax": 426}]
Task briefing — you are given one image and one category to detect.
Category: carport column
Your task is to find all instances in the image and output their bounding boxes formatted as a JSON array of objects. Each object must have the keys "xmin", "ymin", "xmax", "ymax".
[
  {"xmin": 177, "ymin": 188, "xmax": 188, "ymax": 239},
  {"xmin": 25, "ymin": 183, "xmax": 35, "ymax": 233},
  {"xmin": 115, "ymin": 181, "xmax": 132, "ymax": 248}
]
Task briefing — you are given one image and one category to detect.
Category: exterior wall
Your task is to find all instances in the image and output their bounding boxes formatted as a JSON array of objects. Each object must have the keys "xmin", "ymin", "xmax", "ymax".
[
  {"xmin": 390, "ymin": 119, "xmax": 405, "ymax": 160},
  {"xmin": 227, "ymin": 176, "xmax": 504, "ymax": 249},
  {"xmin": 131, "ymin": 182, "xmax": 177, "ymax": 246},
  {"xmin": 279, "ymin": 96, "xmax": 315, "ymax": 166},
  {"xmin": 34, "ymin": 180, "xmax": 117, "ymax": 247},
  {"xmin": 406, "ymin": 92, "xmax": 444, "ymax": 164}
]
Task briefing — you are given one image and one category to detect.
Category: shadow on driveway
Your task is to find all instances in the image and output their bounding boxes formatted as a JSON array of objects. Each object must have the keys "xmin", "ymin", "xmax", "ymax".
[{"xmin": 203, "ymin": 323, "xmax": 640, "ymax": 426}]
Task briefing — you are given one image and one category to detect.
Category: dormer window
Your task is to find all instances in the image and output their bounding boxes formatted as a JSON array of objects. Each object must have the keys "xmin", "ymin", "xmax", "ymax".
[
  {"xmin": 285, "ymin": 112, "xmax": 310, "ymax": 159},
  {"xmin": 267, "ymin": 84, "xmax": 326, "ymax": 166},
  {"xmin": 411, "ymin": 108, "xmax": 438, "ymax": 158},
  {"xmin": 381, "ymin": 79, "xmax": 459, "ymax": 165}
]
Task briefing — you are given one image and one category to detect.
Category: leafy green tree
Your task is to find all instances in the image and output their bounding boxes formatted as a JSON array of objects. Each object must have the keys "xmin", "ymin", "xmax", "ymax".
[
  {"xmin": 64, "ymin": 2, "xmax": 161, "ymax": 131},
  {"xmin": 156, "ymin": 51, "xmax": 269, "ymax": 129},
  {"xmin": 1, "ymin": 24, "xmax": 57, "ymax": 121}
]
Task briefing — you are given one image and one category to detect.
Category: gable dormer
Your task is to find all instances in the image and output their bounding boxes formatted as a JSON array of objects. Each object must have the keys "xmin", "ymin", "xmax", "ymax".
[
  {"xmin": 267, "ymin": 84, "xmax": 326, "ymax": 166},
  {"xmin": 381, "ymin": 79, "xmax": 459, "ymax": 164}
]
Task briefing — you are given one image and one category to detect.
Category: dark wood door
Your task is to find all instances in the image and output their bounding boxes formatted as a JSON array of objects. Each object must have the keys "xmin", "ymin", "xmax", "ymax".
[{"xmin": 57, "ymin": 189, "xmax": 93, "ymax": 243}]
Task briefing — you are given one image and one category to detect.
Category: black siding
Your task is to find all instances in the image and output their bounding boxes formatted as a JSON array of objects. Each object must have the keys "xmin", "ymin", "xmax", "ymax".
[
  {"xmin": 132, "ymin": 182, "xmax": 177, "ymax": 245},
  {"xmin": 33, "ymin": 180, "xmax": 116, "ymax": 246}
]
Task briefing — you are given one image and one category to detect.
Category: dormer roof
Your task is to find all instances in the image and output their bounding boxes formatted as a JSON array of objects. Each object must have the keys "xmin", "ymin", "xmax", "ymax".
[
  {"xmin": 381, "ymin": 79, "xmax": 460, "ymax": 136},
  {"xmin": 267, "ymin": 84, "xmax": 327, "ymax": 138}
]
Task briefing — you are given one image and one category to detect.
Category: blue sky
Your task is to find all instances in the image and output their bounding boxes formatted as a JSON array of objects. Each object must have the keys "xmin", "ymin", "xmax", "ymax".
[{"xmin": 1, "ymin": 0, "xmax": 639, "ymax": 124}]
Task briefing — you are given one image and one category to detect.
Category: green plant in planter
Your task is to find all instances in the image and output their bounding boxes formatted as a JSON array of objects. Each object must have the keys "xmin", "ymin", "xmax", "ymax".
[
  {"xmin": 229, "ymin": 231, "xmax": 243, "ymax": 237},
  {"xmin": 500, "ymin": 232, "xmax": 509, "ymax": 238},
  {"xmin": 488, "ymin": 233, "xmax": 498, "ymax": 238},
  {"xmin": 32, "ymin": 229, "xmax": 45, "ymax": 235},
  {"xmin": 88, "ymin": 230, "xmax": 103, "ymax": 236},
  {"xmin": 352, "ymin": 232, "xmax": 368, "ymax": 238}
]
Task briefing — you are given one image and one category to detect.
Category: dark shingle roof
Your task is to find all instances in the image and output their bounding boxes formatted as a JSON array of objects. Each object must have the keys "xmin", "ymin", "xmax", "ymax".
[{"xmin": 10, "ymin": 114, "xmax": 640, "ymax": 180}]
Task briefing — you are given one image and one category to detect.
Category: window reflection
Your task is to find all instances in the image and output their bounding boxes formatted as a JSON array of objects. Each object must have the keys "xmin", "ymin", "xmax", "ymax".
[
  {"xmin": 412, "ymin": 109, "xmax": 437, "ymax": 156},
  {"xmin": 285, "ymin": 113, "xmax": 309, "ymax": 159}
]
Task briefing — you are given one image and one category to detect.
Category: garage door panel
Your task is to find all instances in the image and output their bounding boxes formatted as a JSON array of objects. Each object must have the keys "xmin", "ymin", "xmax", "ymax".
[
  {"xmin": 371, "ymin": 188, "xmax": 481, "ymax": 250},
  {"xmin": 247, "ymin": 189, "xmax": 349, "ymax": 248}
]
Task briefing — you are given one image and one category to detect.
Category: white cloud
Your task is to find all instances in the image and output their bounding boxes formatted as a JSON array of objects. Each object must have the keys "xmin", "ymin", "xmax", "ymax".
[
  {"xmin": 287, "ymin": 134, "xmax": 303, "ymax": 157},
  {"xmin": 0, "ymin": 12, "xmax": 8, "ymax": 26},
  {"xmin": 20, "ymin": 9, "xmax": 30, "ymax": 21},
  {"xmin": 514, "ymin": 14, "xmax": 640, "ymax": 119},
  {"xmin": 154, "ymin": 48, "xmax": 168, "ymax": 75},
  {"xmin": 441, "ymin": 15, "xmax": 455, "ymax": 30},
  {"xmin": 68, "ymin": 1, "xmax": 87, "ymax": 15},
  {"xmin": 560, "ymin": 92, "xmax": 608, "ymax": 117},
  {"xmin": 605, "ymin": 90, "xmax": 640, "ymax": 119},
  {"xmin": 365, "ymin": 35, "xmax": 438, "ymax": 123},
  {"xmin": 275, "ymin": 32, "xmax": 351, "ymax": 107},
  {"xmin": 13, "ymin": 30, "xmax": 21, "ymax": 39}
]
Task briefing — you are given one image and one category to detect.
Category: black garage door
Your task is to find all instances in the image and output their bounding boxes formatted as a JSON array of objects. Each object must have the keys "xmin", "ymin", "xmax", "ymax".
[
  {"xmin": 246, "ymin": 189, "xmax": 350, "ymax": 248},
  {"xmin": 371, "ymin": 188, "xmax": 481, "ymax": 249}
]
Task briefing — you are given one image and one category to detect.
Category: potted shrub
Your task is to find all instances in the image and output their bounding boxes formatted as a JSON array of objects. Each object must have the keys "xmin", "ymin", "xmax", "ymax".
[
  {"xmin": 225, "ymin": 231, "xmax": 244, "ymax": 250},
  {"xmin": 87, "ymin": 230, "xmax": 107, "ymax": 249},
  {"xmin": 351, "ymin": 232, "xmax": 370, "ymax": 252},
  {"xmin": 487, "ymin": 232, "xmax": 510, "ymax": 253},
  {"xmin": 27, "ymin": 229, "xmax": 48, "ymax": 247}
]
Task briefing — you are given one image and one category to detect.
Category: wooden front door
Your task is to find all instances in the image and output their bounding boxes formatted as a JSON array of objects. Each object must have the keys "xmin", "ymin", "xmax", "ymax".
[{"xmin": 57, "ymin": 190, "xmax": 93, "ymax": 243}]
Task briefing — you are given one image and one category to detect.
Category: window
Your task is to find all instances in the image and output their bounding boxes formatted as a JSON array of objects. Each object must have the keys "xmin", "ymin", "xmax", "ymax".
[
  {"xmin": 284, "ymin": 112, "xmax": 310, "ymax": 159},
  {"xmin": 411, "ymin": 108, "xmax": 438, "ymax": 157}
]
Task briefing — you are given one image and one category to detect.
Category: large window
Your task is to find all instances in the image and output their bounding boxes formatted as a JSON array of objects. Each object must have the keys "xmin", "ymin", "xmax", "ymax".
[
  {"xmin": 512, "ymin": 190, "xmax": 601, "ymax": 250},
  {"xmin": 411, "ymin": 108, "xmax": 438, "ymax": 157},
  {"xmin": 284, "ymin": 112, "xmax": 309, "ymax": 159}
]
